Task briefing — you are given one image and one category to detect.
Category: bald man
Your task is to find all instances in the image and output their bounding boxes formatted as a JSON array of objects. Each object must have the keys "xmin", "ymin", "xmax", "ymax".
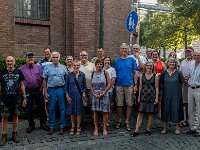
[{"xmin": 0, "ymin": 56, "xmax": 26, "ymax": 146}]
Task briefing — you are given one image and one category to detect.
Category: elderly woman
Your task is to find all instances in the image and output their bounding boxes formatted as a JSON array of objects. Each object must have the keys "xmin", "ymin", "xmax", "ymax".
[
  {"xmin": 103, "ymin": 56, "xmax": 116, "ymax": 126},
  {"xmin": 90, "ymin": 59, "xmax": 110, "ymax": 136},
  {"xmin": 166, "ymin": 52, "xmax": 180, "ymax": 69},
  {"xmin": 160, "ymin": 58, "xmax": 184, "ymax": 135},
  {"xmin": 132, "ymin": 61, "xmax": 159, "ymax": 137},
  {"xmin": 65, "ymin": 60, "xmax": 86, "ymax": 135},
  {"xmin": 66, "ymin": 56, "xmax": 74, "ymax": 72}
]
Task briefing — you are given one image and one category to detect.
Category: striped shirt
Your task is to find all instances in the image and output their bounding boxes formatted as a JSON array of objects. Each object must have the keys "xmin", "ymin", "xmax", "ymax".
[{"xmin": 188, "ymin": 63, "xmax": 200, "ymax": 86}]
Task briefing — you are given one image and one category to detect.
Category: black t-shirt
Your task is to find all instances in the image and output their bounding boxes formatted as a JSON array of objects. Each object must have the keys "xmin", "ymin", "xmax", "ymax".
[{"xmin": 0, "ymin": 68, "xmax": 25, "ymax": 104}]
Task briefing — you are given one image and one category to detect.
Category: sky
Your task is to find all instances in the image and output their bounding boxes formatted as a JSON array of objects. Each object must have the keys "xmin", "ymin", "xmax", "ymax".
[{"xmin": 140, "ymin": 0, "xmax": 157, "ymax": 4}]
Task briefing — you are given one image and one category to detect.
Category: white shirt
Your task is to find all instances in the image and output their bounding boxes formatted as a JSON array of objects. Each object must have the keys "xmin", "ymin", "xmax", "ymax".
[
  {"xmin": 128, "ymin": 55, "xmax": 147, "ymax": 66},
  {"xmin": 104, "ymin": 67, "xmax": 116, "ymax": 92},
  {"xmin": 188, "ymin": 63, "xmax": 200, "ymax": 86},
  {"xmin": 180, "ymin": 59, "xmax": 195, "ymax": 77},
  {"xmin": 79, "ymin": 61, "xmax": 95, "ymax": 89}
]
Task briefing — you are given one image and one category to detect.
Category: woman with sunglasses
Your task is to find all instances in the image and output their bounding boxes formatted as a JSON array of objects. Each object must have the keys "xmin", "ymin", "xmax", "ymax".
[
  {"xmin": 160, "ymin": 58, "xmax": 184, "ymax": 135},
  {"xmin": 131, "ymin": 61, "xmax": 159, "ymax": 137}
]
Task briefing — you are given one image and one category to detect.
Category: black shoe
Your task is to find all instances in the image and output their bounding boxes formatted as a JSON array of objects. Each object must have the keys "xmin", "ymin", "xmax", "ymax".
[
  {"xmin": 40, "ymin": 124, "xmax": 49, "ymax": 131},
  {"xmin": 186, "ymin": 130, "xmax": 197, "ymax": 135},
  {"xmin": 0, "ymin": 134, "xmax": 7, "ymax": 146},
  {"xmin": 49, "ymin": 128, "xmax": 54, "ymax": 135},
  {"xmin": 193, "ymin": 132, "xmax": 200, "ymax": 137},
  {"xmin": 131, "ymin": 132, "xmax": 139, "ymax": 137},
  {"xmin": 145, "ymin": 130, "xmax": 151, "ymax": 136},
  {"xmin": 12, "ymin": 132, "xmax": 20, "ymax": 143},
  {"xmin": 26, "ymin": 126, "xmax": 35, "ymax": 133}
]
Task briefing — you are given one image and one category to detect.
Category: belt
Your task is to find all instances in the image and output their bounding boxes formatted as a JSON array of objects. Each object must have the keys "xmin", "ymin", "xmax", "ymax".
[
  {"xmin": 190, "ymin": 86, "xmax": 200, "ymax": 89},
  {"xmin": 48, "ymin": 86, "xmax": 64, "ymax": 89}
]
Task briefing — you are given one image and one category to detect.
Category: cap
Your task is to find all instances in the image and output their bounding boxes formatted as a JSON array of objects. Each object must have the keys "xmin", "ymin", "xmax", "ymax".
[
  {"xmin": 25, "ymin": 52, "xmax": 34, "ymax": 58},
  {"xmin": 132, "ymin": 44, "xmax": 140, "ymax": 49}
]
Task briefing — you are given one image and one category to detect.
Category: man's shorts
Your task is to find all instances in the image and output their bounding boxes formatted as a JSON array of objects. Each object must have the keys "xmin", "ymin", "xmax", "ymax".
[
  {"xmin": 182, "ymin": 86, "xmax": 188, "ymax": 104},
  {"xmin": 108, "ymin": 92, "xmax": 115, "ymax": 109},
  {"xmin": 1, "ymin": 103, "xmax": 19, "ymax": 118},
  {"xmin": 115, "ymin": 86, "xmax": 134, "ymax": 106}
]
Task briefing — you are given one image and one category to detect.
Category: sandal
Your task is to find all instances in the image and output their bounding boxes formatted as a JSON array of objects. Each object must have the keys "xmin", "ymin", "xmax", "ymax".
[
  {"xmin": 76, "ymin": 127, "xmax": 81, "ymax": 135},
  {"xmin": 70, "ymin": 127, "xmax": 75, "ymax": 135},
  {"xmin": 116, "ymin": 122, "xmax": 122, "ymax": 129},
  {"xmin": 125, "ymin": 123, "xmax": 131, "ymax": 131},
  {"xmin": 145, "ymin": 130, "xmax": 151, "ymax": 136}
]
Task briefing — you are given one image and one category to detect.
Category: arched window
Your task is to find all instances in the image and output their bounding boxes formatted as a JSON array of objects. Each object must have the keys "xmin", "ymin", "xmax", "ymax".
[{"xmin": 15, "ymin": 0, "xmax": 49, "ymax": 20}]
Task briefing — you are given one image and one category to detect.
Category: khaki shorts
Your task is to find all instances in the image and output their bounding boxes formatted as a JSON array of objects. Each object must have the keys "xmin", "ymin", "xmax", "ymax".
[{"xmin": 115, "ymin": 86, "xmax": 134, "ymax": 106}]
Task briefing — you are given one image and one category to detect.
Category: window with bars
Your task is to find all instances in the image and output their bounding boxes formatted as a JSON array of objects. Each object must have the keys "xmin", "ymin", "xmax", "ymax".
[{"xmin": 15, "ymin": 0, "xmax": 49, "ymax": 20}]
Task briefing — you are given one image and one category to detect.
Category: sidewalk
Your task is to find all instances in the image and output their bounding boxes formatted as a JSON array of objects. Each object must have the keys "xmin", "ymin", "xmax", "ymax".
[{"xmin": 0, "ymin": 112, "xmax": 200, "ymax": 150}]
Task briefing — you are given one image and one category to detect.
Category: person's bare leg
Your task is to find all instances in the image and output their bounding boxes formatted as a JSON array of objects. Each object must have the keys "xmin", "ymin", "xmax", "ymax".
[
  {"xmin": 134, "ymin": 113, "xmax": 143, "ymax": 132},
  {"xmin": 125, "ymin": 106, "xmax": 132, "ymax": 124},
  {"xmin": 103, "ymin": 112, "xmax": 108, "ymax": 136},
  {"xmin": 161, "ymin": 122, "xmax": 168, "ymax": 133},
  {"xmin": 12, "ymin": 115, "xmax": 18, "ymax": 132},
  {"xmin": 93, "ymin": 111, "xmax": 98, "ymax": 136},
  {"xmin": 2, "ymin": 117, "xmax": 8, "ymax": 134},
  {"xmin": 117, "ymin": 106, "xmax": 122, "ymax": 123},
  {"xmin": 146, "ymin": 114, "xmax": 153, "ymax": 131}
]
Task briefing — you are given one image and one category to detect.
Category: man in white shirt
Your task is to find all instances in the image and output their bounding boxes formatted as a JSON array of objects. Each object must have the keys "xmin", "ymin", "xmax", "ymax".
[{"xmin": 180, "ymin": 47, "xmax": 195, "ymax": 127}]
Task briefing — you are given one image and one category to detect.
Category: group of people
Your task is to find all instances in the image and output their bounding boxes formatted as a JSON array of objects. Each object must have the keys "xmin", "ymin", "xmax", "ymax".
[{"xmin": 0, "ymin": 43, "xmax": 200, "ymax": 146}]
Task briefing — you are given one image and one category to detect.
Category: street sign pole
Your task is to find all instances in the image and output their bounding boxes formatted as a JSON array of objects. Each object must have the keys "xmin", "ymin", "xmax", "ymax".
[{"xmin": 126, "ymin": 9, "xmax": 138, "ymax": 53}]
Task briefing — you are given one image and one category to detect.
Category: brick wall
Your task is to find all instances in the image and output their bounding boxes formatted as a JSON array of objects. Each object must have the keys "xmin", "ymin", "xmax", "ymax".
[
  {"xmin": 0, "ymin": 0, "xmax": 15, "ymax": 58},
  {"xmin": 104, "ymin": 0, "xmax": 137, "ymax": 59}
]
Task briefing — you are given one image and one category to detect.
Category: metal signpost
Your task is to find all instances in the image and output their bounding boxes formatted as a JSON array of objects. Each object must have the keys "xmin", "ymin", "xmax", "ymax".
[{"xmin": 126, "ymin": 10, "xmax": 138, "ymax": 52}]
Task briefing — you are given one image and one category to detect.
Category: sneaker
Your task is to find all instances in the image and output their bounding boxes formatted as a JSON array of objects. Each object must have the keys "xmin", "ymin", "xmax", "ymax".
[
  {"xmin": 12, "ymin": 132, "xmax": 20, "ymax": 143},
  {"xmin": 0, "ymin": 134, "xmax": 7, "ymax": 146}
]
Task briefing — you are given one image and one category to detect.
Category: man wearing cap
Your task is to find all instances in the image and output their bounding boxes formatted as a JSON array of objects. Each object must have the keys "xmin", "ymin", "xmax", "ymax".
[
  {"xmin": 43, "ymin": 52, "xmax": 68, "ymax": 135},
  {"xmin": 180, "ymin": 47, "xmax": 195, "ymax": 127},
  {"xmin": 0, "ymin": 56, "xmax": 26, "ymax": 146},
  {"xmin": 19, "ymin": 52, "xmax": 48, "ymax": 133}
]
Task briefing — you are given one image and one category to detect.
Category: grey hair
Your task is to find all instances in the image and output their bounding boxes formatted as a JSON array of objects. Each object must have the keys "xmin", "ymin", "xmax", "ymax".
[
  {"xmin": 66, "ymin": 55, "xmax": 73, "ymax": 60},
  {"xmin": 51, "ymin": 52, "xmax": 60, "ymax": 58},
  {"xmin": 120, "ymin": 43, "xmax": 129, "ymax": 50}
]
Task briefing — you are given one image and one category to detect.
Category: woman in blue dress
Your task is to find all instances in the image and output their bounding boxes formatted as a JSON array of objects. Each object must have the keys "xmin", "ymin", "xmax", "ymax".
[
  {"xmin": 90, "ymin": 59, "xmax": 110, "ymax": 136},
  {"xmin": 65, "ymin": 60, "xmax": 86, "ymax": 135}
]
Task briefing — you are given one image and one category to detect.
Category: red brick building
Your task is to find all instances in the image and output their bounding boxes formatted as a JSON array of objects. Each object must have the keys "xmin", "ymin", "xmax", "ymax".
[{"xmin": 0, "ymin": 0, "xmax": 137, "ymax": 59}]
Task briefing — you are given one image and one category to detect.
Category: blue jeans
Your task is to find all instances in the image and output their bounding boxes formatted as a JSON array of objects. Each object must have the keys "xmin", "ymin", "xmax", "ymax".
[
  {"xmin": 48, "ymin": 87, "xmax": 66, "ymax": 128},
  {"xmin": 26, "ymin": 89, "xmax": 46, "ymax": 127}
]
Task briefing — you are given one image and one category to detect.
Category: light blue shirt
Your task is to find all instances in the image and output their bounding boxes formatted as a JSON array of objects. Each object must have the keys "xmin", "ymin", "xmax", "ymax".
[{"xmin": 43, "ymin": 63, "xmax": 68, "ymax": 88}]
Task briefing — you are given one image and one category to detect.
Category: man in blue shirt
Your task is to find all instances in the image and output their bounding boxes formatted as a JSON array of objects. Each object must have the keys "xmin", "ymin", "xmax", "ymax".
[
  {"xmin": 43, "ymin": 52, "xmax": 68, "ymax": 135},
  {"xmin": 115, "ymin": 43, "xmax": 138, "ymax": 131}
]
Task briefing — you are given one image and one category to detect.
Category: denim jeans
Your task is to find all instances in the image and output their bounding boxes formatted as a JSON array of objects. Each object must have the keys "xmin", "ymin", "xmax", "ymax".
[
  {"xmin": 26, "ymin": 89, "xmax": 46, "ymax": 127},
  {"xmin": 48, "ymin": 87, "xmax": 66, "ymax": 128}
]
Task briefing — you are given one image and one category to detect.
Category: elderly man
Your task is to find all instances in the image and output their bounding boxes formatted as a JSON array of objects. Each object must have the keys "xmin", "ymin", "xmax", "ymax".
[
  {"xmin": 20, "ymin": 52, "xmax": 48, "ymax": 133},
  {"xmin": 79, "ymin": 51, "xmax": 95, "ymax": 108},
  {"xmin": 187, "ymin": 50, "xmax": 200, "ymax": 137},
  {"xmin": 91, "ymin": 48, "xmax": 105, "ymax": 64},
  {"xmin": 0, "ymin": 56, "xmax": 26, "ymax": 146},
  {"xmin": 115, "ymin": 43, "xmax": 138, "ymax": 131},
  {"xmin": 43, "ymin": 52, "xmax": 68, "ymax": 135},
  {"xmin": 180, "ymin": 47, "xmax": 195, "ymax": 127}
]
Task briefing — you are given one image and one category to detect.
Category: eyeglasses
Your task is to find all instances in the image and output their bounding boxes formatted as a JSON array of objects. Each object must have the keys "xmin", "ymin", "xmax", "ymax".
[{"xmin": 80, "ymin": 55, "xmax": 87, "ymax": 57}]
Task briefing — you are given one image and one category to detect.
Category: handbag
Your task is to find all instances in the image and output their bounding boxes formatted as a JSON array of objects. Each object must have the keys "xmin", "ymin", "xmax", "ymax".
[{"xmin": 74, "ymin": 76, "xmax": 87, "ymax": 106}]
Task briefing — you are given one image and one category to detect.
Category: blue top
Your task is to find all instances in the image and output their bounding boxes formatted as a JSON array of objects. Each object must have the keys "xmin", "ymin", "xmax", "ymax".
[
  {"xmin": 114, "ymin": 57, "xmax": 138, "ymax": 86},
  {"xmin": 37, "ymin": 58, "xmax": 52, "ymax": 70},
  {"xmin": 65, "ymin": 71, "xmax": 87, "ymax": 95},
  {"xmin": 43, "ymin": 63, "xmax": 68, "ymax": 88}
]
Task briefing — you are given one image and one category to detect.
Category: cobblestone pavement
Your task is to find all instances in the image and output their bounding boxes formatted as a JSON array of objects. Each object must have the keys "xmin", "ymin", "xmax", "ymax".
[{"xmin": 1, "ymin": 112, "xmax": 200, "ymax": 150}]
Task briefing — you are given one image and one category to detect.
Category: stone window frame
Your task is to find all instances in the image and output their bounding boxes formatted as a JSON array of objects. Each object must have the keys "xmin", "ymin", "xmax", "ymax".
[{"xmin": 15, "ymin": 0, "xmax": 49, "ymax": 20}]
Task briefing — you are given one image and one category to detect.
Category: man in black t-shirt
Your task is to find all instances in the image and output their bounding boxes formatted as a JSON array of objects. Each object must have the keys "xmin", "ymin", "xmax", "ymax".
[{"xmin": 0, "ymin": 56, "xmax": 27, "ymax": 146}]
